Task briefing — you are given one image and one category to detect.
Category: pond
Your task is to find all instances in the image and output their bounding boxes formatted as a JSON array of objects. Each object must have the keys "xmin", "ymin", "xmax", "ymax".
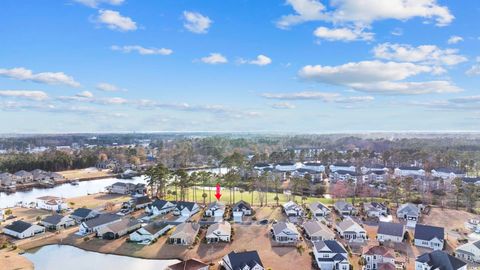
[
  {"xmin": 23, "ymin": 244, "xmax": 180, "ymax": 270},
  {"xmin": 0, "ymin": 176, "xmax": 146, "ymax": 209}
]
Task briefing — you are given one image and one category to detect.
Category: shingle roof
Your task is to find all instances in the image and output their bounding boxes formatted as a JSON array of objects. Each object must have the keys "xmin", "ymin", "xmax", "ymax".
[
  {"xmin": 142, "ymin": 222, "xmax": 171, "ymax": 235},
  {"xmin": 377, "ymin": 222, "xmax": 405, "ymax": 237},
  {"xmin": 364, "ymin": 246, "xmax": 394, "ymax": 257},
  {"xmin": 414, "ymin": 224, "xmax": 444, "ymax": 241},
  {"xmin": 133, "ymin": 196, "xmax": 151, "ymax": 205},
  {"xmin": 272, "ymin": 222, "xmax": 299, "ymax": 236},
  {"xmin": 206, "ymin": 221, "xmax": 231, "ymax": 236},
  {"xmin": 71, "ymin": 208, "xmax": 95, "ymax": 218},
  {"xmin": 41, "ymin": 214, "xmax": 66, "ymax": 225},
  {"xmin": 150, "ymin": 199, "xmax": 171, "ymax": 210},
  {"xmin": 83, "ymin": 213, "xmax": 121, "ymax": 228},
  {"xmin": 168, "ymin": 259, "xmax": 208, "ymax": 270},
  {"xmin": 233, "ymin": 200, "xmax": 251, "ymax": 211},
  {"xmin": 303, "ymin": 220, "xmax": 334, "ymax": 238},
  {"xmin": 173, "ymin": 201, "xmax": 197, "ymax": 212},
  {"xmin": 314, "ymin": 240, "xmax": 347, "ymax": 254},
  {"xmin": 225, "ymin": 251, "xmax": 263, "ymax": 270},
  {"xmin": 4, "ymin": 220, "xmax": 32, "ymax": 233},
  {"xmin": 416, "ymin": 250, "xmax": 466, "ymax": 270}
]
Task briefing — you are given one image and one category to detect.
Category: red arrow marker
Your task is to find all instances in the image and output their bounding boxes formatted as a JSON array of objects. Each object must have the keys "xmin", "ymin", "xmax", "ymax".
[{"xmin": 215, "ymin": 182, "xmax": 222, "ymax": 200}]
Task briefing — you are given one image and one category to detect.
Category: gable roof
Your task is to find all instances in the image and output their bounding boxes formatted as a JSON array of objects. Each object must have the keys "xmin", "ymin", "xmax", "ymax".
[
  {"xmin": 397, "ymin": 203, "xmax": 419, "ymax": 216},
  {"xmin": 150, "ymin": 199, "xmax": 173, "ymax": 210},
  {"xmin": 225, "ymin": 251, "xmax": 263, "ymax": 270},
  {"xmin": 377, "ymin": 222, "xmax": 405, "ymax": 237},
  {"xmin": 173, "ymin": 201, "xmax": 197, "ymax": 212},
  {"xmin": 42, "ymin": 214, "xmax": 68, "ymax": 225},
  {"xmin": 4, "ymin": 220, "xmax": 33, "ymax": 233},
  {"xmin": 314, "ymin": 240, "xmax": 347, "ymax": 254},
  {"xmin": 363, "ymin": 246, "xmax": 394, "ymax": 257},
  {"xmin": 416, "ymin": 250, "xmax": 466, "ymax": 270},
  {"xmin": 133, "ymin": 196, "xmax": 151, "ymax": 205},
  {"xmin": 414, "ymin": 224, "xmax": 444, "ymax": 241},
  {"xmin": 334, "ymin": 201, "xmax": 354, "ymax": 211},
  {"xmin": 83, "ymin": 213, "xmax": 121, "ymax": 228},
  {"xmin": 233, "ymin": 200, "xmax": 251, "ymax": 211},
  {"xmin": 272, "ymin": 222, "xmax": 299, "ymax": 236},
  {"xmin": 337, "ymin": 217, "xmax": 364, "ymax": 233},
  {"xmin": 303, "ymin": 220, "xmax": 334, "ymax": 238},
  {"xmin": 71, "ymin": 208, "xmax": 96, "ymax": 218},
  {"xmin": 171, "ymin": 222, "xmax": 200, "ymax": 238},
  {"xmin": 206, "ymin": 221, "xmax": 231, "ymax": 236},
  {"xmin": 142, "ymin": 222, "xmax": 171, "ymax": 235},
  {"xmin": 168, "ymin": 259, "xmax": 208, "ymax": 270},
  {"xmin": 309, "ymin": 202, "xmax": 329, "ymax": 213}
]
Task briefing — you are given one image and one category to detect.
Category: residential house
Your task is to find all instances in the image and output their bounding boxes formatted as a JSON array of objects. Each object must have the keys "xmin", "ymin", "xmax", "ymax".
[
  {"xmin": 204, "ymin": 201, "xmax": 225, "ymax": 218},
  {"xmin": 361, "ymin": 165, "xmax": 389, "ymax": 174},
  {"xmin": 129, "ymin": 222, "xmax": 173, "ymax": 244},
  {"xmin": 70, "ymin": 208, "xmax": 99, "ymax": 222},
  {"xmin": 362, "ymin": 246, "xmax": 397, "ymax": 270},
  {"xmin": 222, "ymin": 251, "xmax": 264, "ymax": 270},
  {"xmin": 3, "ymin": 220, "xmax": 45, "ymax": 239},
  {"xmin": 308, "ymin": 202, "xmax": 331, "ymax": 219},
  {"xmin": 253, "ymin": 163, "xmax": 273, "ymax": 171},
  {"xmin": 336, "ymin": 217, "xmax": 366, "ymax": 242},
  {"xmin": 0, "ymin": 172, "xmax": 17, "ymax": 187},
  {"xmin": 377, "ymin": 222, "xmax": 405, "ymax": 243},
  {"xmin": 206, "ymin": 221, "xmax": 231, "ymax": 243},
  {"xmin": 455, "ymin": 240, "xmax": 480, "ymax": 264},
  {"xmin": 302, "ymin": 220, "xmax": 335, "ymax": 242},
  {"xmin": 275, "ymin": 162, "xmax": 299, "ymax": 172},
  {"xmin": 14, "ymin": 170, "xmax": 33, "ymax": 183},
  {"xmin": 431, "ymin": 168, "xmax": 466, "ymax": 179},
  {"xmin": 283, "ymin": 201, "xmax": 303, "ymax": 217},
  {"xmin": 394, "ymin": 166, "xmax": 425, "ymax": 177},
  {"xmin": 303, "ymin": 162, "xmax": 326, "ymax": 173},
  {"xmin": 271, "ymin": 222, "xmax": 300, "ymax": 243},
  {"xmin": 232, "ymin": 200, "xmax": 253, "ymax": 223},
  {"xmin": 366, "ymin": 171, "xmax": 389, "ymax": 182},
  {"xmin": 414, "ymin": 224, "xmax": 445, "ymax": 250},
  {"xmin": 330, "ymin": 170, "xmax": 367, "ymax": 183},
  {"xmin": 363, "ymin": 202, "xmax": 388, "ymax": 218},
  {"xmin": 146, "ymin": 200, "xmax": 176, "ymax": 217},
  {"xmin": 36, "ymin": 196, "xmax": 68, "ymax": 211},
  {"xmin": 107, "ymin": 182, "xmax": 138, "ymax": 195},
  {"xmin": 97, "ymin": 218, "xmax": 141, "ymax": 239},
  {"xmin": 313, "ymin": 240, "xmax": 350, "ymax": 270},
  {"xmin": 31, "ymin": 169, "xmax": 49, "ymax": 182},
  {"xmin": 330, "ymin": 163, "xmax": 356, "ymax": 173},
  {"xmin": 397, "ymin": 203, "xmax": 421, "ymax": 227},
  {"xmin": 132, "ymin": 196, "xmax": 151, "ymax": 209},
  {"xmin": 172, "ymin": 201, "xmax": 200, "ymax": 217},
  {"xmin": 166, "ymin": 259, "xmax": 209, "ymax": 270},
  {"xmin": 168, "ymin": 222, "xmax": 200, "ymax": 245},
  {"xmin": 40, "ymin": 214, "xmax": 75, "ymax": 230},
  {"xmin": 79, "ymin": 213, "xmax": 122, "ymax": 235},
  {"xmin": 334, "ymin": 201, "xmax": 357, "ymax": 216},
  {"xmin": 415, "ymin": 250, "xmax": 467, "ymax": 270}
]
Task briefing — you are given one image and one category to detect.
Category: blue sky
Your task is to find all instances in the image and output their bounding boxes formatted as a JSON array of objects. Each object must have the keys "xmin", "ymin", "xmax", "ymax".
[{"xmin": 0, "ymin": 0, "xmax": 479, "ymax": 133}]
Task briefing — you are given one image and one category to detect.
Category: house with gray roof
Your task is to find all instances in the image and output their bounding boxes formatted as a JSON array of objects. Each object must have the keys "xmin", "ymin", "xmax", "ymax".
[
  {"xmin": 40, "ymin": 214, "xmax": 75, "ymax": 230},
  {"xmin": 416, "ymin": 250, "xmax": 467, "ymax": 270},
  {"xmin": 70, "ymin": 208, "xmax": 99, "ymax": 222},
  {"xmin": 146, "ymin": 199, "xmax": 176, "ymax": 217},
  {"xmin": 283, "ymin": 201, "xmax": 303, "ymax": 217},
  {"xmin": 204, "ymin": 201, "xmax": 225, "ymax": 218},
  {"xmin": 313, "ymin": 240, "xmax": 350, "ymax": 270},
  {"xmin": 414, "ymin": 224, "xmax": 445, "ymax": 250},
  {"xmin": 363, "ymin": 202, "xmax": 387, "ymax": 218},
  {"xmin": 14, "ymin": 170, "xmax": 33, "ymax": 183},
  {"xmin": 97, "ymin": 218, "xmax": 141, "ymax": 239},
  {"xmin": 336, "ymin": 217, "xmax": 366, "ymax": 242},
  {"xmin": 396, "ymin": 203, "xmax": 421, "ymax": 227},
  {"xmin": 79, "ymin": 213, "xmax": 122, "ymax": 235},
  {"xmin": 3, "ymin": 220, "xmax": 45, "ymax": 239},
  {"xmin": 334, "ymin": 201, "xmax": 356, "ymax": 216},
  {"xmin": 377, "ymin": 222, "xmax": 405, "ymax": 243},
  {"xmin": 206, "ymin": 221, "xmax": 231, "ymax": 243},
  {"xmin": 168, "ymin": 222, "xmax": 200, "ymax": 245},
  {"xmin": 308, "ymin": 202, "xmax": 330, "ymax": 218},
  {"xmin": 302, "ymin": 220, "xmax": 335, "ymax": 242},
  {"xmin": 455, "ymin": 240, "xmax": 480, "ymax": 264},
  {"xmin": 129, "ymin": 222, "xmax": 173, "ymax": 244},
  {"xmin": 271, "ymin": 221, "xmax": 300, "ymax": 243},
  {"xmin": 222, "ymin": 250, "xmax": 264, "ymax": 270},
  {"xmin": 172, "ymin": 201, "xmax": 200, "ymax": 217},
  {"xmin": 232, "ymin": 200, "xmax": 253, "ymax": 223}
]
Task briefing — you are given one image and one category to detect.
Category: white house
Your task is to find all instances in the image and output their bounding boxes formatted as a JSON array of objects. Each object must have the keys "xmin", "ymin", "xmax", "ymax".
[
  {"xmin": 363, "ymin": 202, "xmax": 388, "ymax": 218},
  {"xmin": 308, "ymin": 202, "xmax": 330, "ymax": 219},
  {"xmin": 302, "ymin": 220, "xmax": 335, "ymax": 242},
  {"xmin": 334, "ymin": 201, "xmax": 357, "ymax": 216},
  {"xmin": 303, "ymin": 162, "xmax": 326, "ymax": 173},
  {"xmin": 455, "ymin": 240, "xmax": 480, "ymax": 264},
  {"xmin": 232, "ymin": 200, "xmax": 252, "ymax": 223},
  {"xmin": 313, "ymin": 240, "xmax": 350, "ymax": 270},
  {"xmin": 168, "ymin": 222, "xmax": 200, "ymax": 245},
  {"xmin": 271, "ymin": 222, "xmax": 300, "ymax": 243},
  {"xmin": 36, "ymin": 196, "xmax": 68, "ymax": 211},
  {"xmin": 329, "ymin": 163, "xmax": 356, "ymax": 173},
  {"xmin": 366, "ymin": 171, "xmax": 388, "ymax": 182},
  {"xmin": 336, "ymin": 217, "xmax": 366, "ymax": 242},
  {"xmin": 397, "ymin": 203, "xmax": 421, "ymax": 227},
  {"xmin": 40, "ymin": 214, "xmax": 76, "ymax": 230},
  {"xmin": 416, "ymin": 250, "xmax": 467, "ymax": 270},
  {"xmin": 3, "ymin": 220, "xmax": 45, "ymax": 239},
  {"xmin": 107, "ymin": 182, "xmax": 137, "ymax": 195},
  {"xmin": 362, "ymin": 246, "xmax": 397, "ymax": 270},
  {"xmin": 205, "ymin": 221, "xmax": 231, "ymax": 243},
  {"xmin": 97, "ymin": 218, "xmax": 141, "ymax": 239},
  {"xmin": 79, "ymin": 213, "xmax": 122, "ymax": 235},
  {"xmin": 275, "ymin": 162, "xmax": 300, "ymax": 172},
  {"xmin": 283, "ymin": 201, "xmax": 303, "ymax": 217},
  {"xmin": 431, "ymin": 168, "xmax": 466, "ymax": 179},
  {"xmin": 146, "ymin": 200, "xmax": 176, "ymax": 217},
  {"xmin": 330, "ymin": 170, "xmax": 366, "ymax": 183},
  {"xmin": 414, "ymin": 224, "xmax": 445, "ymax": 250},
  {"xmin": 394, "ymin": 166, "xmax": 425, "ymax": 177},
  {"xmin": 377, "ymin": 222, "xmax": 405, "ymax": 243},
  {"xmin": 360, "ymin": 165, "xmax": 389, "ymax": 174},
  {"xmin": 129, "ymin": 222, "xmax": 173, "ymax": 244},
  {"xmin": 204, "ymin": 201, "xmax": 225, "ymax": 218},
  {"xmin": 172, "ymin": 201, "xmax": 200, "ymax": 217},
  {"xmin": 222, "ymin": 251, "xmax": 264, "ymax": 270}
]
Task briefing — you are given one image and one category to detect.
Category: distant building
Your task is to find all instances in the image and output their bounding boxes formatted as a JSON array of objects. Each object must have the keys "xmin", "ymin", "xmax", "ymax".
[
  {"xmin": 431, "ymin": 168, "xmax": 466, "ymax": 179},
  {"xmin": 146, "ymin": 200, "xmax": 176, "ymax": 217},
  {"xmin": 14, "ymin": 170, "xmax": 33, "ymax": 183},
  {"xmin": 394, "ymin": 166, "xmax": 425, "ymax": 177},
  {"xmin": 329, "ymin": 163, "xmax": 356, "ymax": 173}
]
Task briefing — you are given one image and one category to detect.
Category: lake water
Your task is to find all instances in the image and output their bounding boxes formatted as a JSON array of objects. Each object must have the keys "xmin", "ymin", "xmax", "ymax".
[
  {"xmin": 0, "ymin": 176, "xmax": 146, "ymax": 209},
  {"xmin": 23, "ymin": 244, "xmax": 179, "ymax": 270}
]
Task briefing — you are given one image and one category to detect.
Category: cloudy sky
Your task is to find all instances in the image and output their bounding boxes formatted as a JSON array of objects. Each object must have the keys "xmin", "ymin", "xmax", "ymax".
[{"xmin": 1, "ymin": 0, "xmax": 479, "ymax": 133}]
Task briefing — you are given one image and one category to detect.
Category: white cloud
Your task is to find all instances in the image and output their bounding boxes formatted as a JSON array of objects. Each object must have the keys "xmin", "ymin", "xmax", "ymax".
[
  {"xmin": 0, "ymin": 90, "xmax": 48, "ymax": 101},
  {"xmin": 271, "ymin": 102, "xmax": 296, "ymax": 109},
  {"xmin": 391, "ymin": 28, "xmax": 403, "ymax": 36},
  {"xmin": 238, "ymin": 55, "xmax": 272, "ymax": 66},
  {"xmin": 74, "ymin": 0, "xmax": 124, "ymax": 8},
  {"xmin": 262, "ymin": 91, "xmax": 339, "ymax": 101},
  {"xmin": 447, "ymin": 35, "xmax": 463, "ymax": 44},
  {"xmin": 0, "ymin": 67, "xmax": 80, "ymax": 87},
  {"xmin": 200, "ymin": 53, "xmax": 228, "ymax": 64},
  {"xmin": 335, "ymin": 96, "xmax": 375, "ymax": 103},
  {"xmin": 76, "ymin": 91, "xmax": 94, "ymax": 98},
  {"xmin": 299, "ymin": 61, "xmax": 460, "ymax": 94},
  {"xmin": 97, "ymin": 9, "xmax": 137, "ymax": 31},
  {"xmin": 466, "ymin": 57, "xmax": 480, "ymax": 76},
  {"xmin": 277, "ymin": 0, "xmax": 453, "ymax": 28},
  {"xmin": 111, "ymin": 45, "xmax": 173, "ymax": 55},
  {"xmin": 314, "ymin": 26, "xmax": 374, "ymax": 41},
  {"xmin": 183, "ymin": 11, "xmax": 212, "ymax": 34},
  {"xmin": 373, "ymin": 43, "xmax": 467, "ymax": 66},
  {"xmin": 96, "ymin": 82, "xmax": 126, "ymax": 92}
]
